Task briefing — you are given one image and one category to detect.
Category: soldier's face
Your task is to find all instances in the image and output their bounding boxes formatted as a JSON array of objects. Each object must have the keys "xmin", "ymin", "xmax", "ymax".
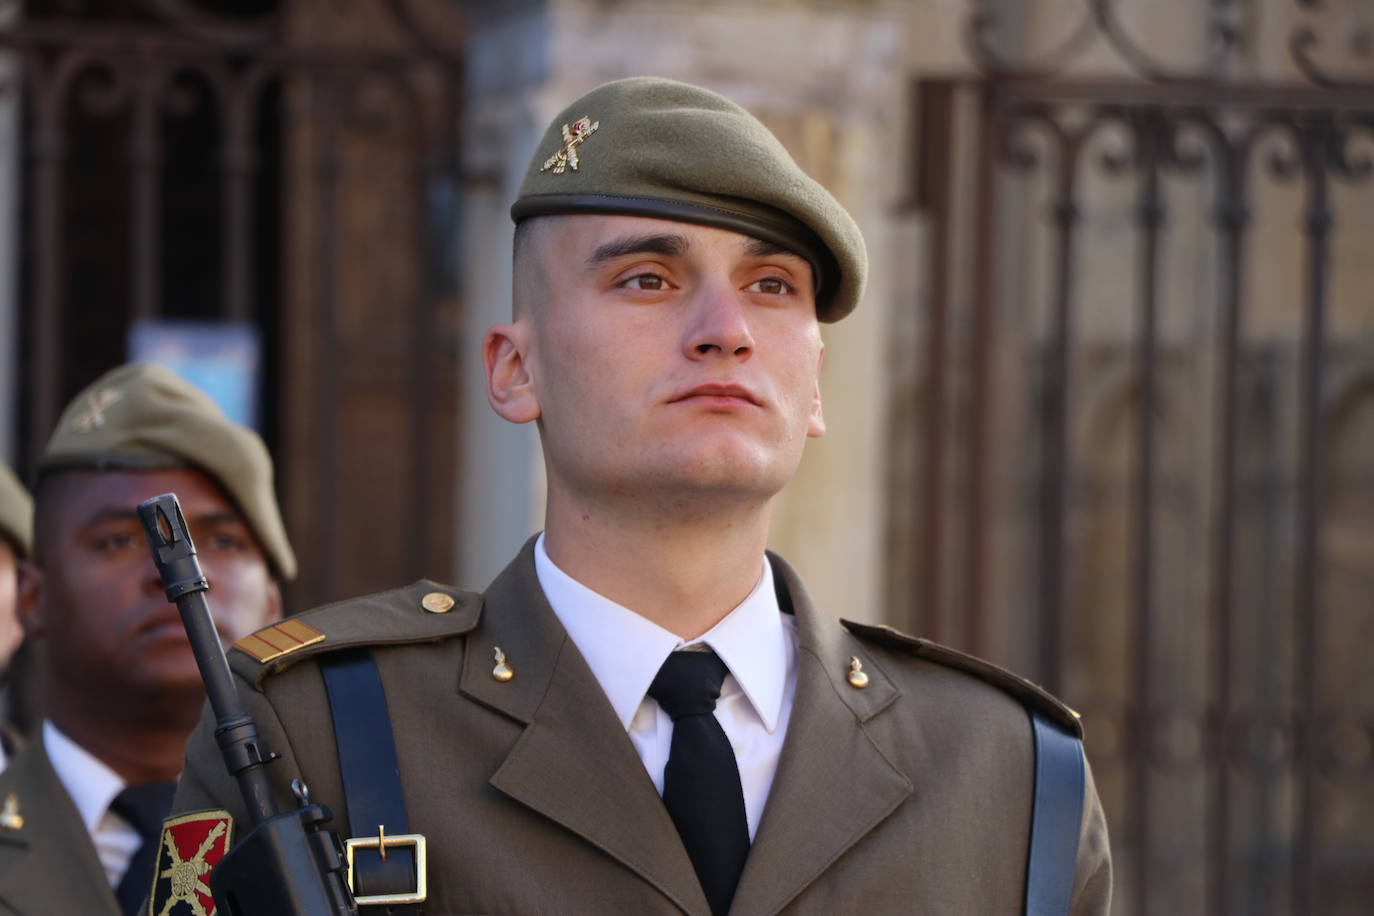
[
  {"xmin": 489, "ymin": 215, "xmax": 826, "ymax": 511},
  {"xmin": 27, "ymin": 468, "xmax": 281, "ymax": 699}
]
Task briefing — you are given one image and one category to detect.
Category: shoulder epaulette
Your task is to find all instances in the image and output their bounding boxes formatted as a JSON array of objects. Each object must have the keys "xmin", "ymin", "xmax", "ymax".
[
  {"xmin": 231, "ymin": 579, "xmax": 480, "ymax": 687},
  {"xmin": 840, "ymin": 619, "xmax": 1083, "ymax": 737}
]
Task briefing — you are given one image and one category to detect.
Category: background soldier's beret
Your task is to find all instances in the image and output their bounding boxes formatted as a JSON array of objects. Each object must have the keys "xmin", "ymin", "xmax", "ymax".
[
  {"xmin": 511, "ymin": 76, "xmax": 867, "ymax": 323},
  {"xmin": 39, "ymin": 363, "xmax": 296, "ymax": 580},
  {"xmin": 0, "ymin": 461, "xmax": 31, "ymax": 559}
]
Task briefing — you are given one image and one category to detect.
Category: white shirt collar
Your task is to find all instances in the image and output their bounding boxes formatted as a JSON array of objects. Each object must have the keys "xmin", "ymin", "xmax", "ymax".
[
  {"xmin": 43, "ymin": 720, "xmax": 126, "ymax": 836},
  {"xmin": 534, "ymin": 532, "xmax": 790, "ymax": 734}
]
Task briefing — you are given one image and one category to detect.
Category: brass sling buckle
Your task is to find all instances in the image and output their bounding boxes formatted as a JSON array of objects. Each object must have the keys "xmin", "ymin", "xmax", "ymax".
[{"xmin": 344, "ymin": 824, "xmax": 428, "ymax": 905}]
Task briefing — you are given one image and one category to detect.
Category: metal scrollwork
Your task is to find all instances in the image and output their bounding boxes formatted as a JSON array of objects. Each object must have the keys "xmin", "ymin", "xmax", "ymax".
[
  {"xmin": 136, "ymin": 0, "xmax": 279, "ymax": 50},
  {"xmin": 966, "ymin": 0, "xmax": 1374, "ymax": 89},
  {"xmin": 996, "ymin": 103, "xmax": 1063, "ymax": 173},
  {"xmin": 1290, "ymin": 0, "xmax": 1374, "ymax": 90},
  {"xmin": 1091, "ymin": 107, "xmax": 1136, "ymax": 176},
  {"xmin": 131, "ymin": 0, "xmax": 462, "ymax": 62},
  {"xmin": 1088, "ymin": 0, "xmax": 1242, "ymax": 83},
  {"xmin": 965, "ymin": 3, "xmax": 1098, "ymax": 79},
  {"xmin": 71, "ymin": 52, "xmax": 136, "ymax": 119},
  {"xmin": 1159, "ymin": 115, "xmax": 1212, "ymax": 176},
  {"xmin": 967, "ymin": 0, "xmax": 1246, "ymax": 82},
  {"xmin": 1253, "ymin": 116, "xmax": 1305, "ymax": 185},
  {"xmin": 1327, "ymin": 116, "xmax": 1374, "ymax": 183}
]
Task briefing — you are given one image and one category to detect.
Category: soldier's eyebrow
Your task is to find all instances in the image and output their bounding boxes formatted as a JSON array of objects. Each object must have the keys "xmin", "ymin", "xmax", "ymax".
[
  {"xmin": 77, "ymin": 507, "xmax": 244, "ymax": 532},
  {"xmin": 78, "ymin": 507, "xmax": 141, "ymax": 528},
  {"xmin": 188, "ymin": 511, "xmax": 248, "ymax": 529},
  {"xmin": 587, "ymin": 233, "xmax": 689, "ymax": 266},
  {"xmin": 743, "ymin": 238, "xmax": 802, "ymax": 260}
]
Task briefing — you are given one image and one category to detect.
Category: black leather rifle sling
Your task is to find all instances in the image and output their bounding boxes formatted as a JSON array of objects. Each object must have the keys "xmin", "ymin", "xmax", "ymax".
[
  {"xmin": 1023, "ymin": 709, "xmax": 1086, "ymax": 916},
  {"xmin": 320, "ymin": 649, "xmax": 424, "ymax": 914}
]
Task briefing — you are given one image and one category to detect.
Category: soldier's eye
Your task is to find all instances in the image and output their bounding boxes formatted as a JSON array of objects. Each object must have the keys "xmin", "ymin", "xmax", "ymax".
[
  {"xmin": 92, "ymin": 532, "xmax": 138, "ymax": 552},
  {"xmin": 206, "ymin": 532, "xmax": 250, "ymax": 552},
  {"xmin": 622, "ymin": 273, "xmax": 665, "ymax": 291},
  {"xmin": 747, "ymin": 276, "xmax": 792, "ymax": 295}
]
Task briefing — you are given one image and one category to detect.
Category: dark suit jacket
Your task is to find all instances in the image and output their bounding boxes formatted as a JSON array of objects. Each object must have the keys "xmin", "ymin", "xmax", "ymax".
[
  {"xmin": 173, "ymin": 543, "xmax": 1112, "ymax": 915},
  {"xmin": 0, "ymin": 735, "xmax": 121, "ymax": 915}
]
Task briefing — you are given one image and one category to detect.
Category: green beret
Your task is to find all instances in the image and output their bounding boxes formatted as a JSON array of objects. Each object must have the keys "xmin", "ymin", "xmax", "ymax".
[
  {"xmin": 511, "ymin": 77, "xmax": 866, "ymax": 323},
  {"xmin": 39, "ymin": 363, "xmax": 296, "ymax": 580},
  {"xmin": 0, "ymin": 460, "xmax": 31, "ymax": 559}
]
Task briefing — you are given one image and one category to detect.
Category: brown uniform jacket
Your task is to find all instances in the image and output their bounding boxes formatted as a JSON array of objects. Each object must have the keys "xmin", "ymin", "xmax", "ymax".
[
  {"xmin": 0, "ymin": 734, "xmax": 121, "ymax": 915},
  {"xmin": 172, "ymin": 543, "xmax": 1112, "ymax": 915}
]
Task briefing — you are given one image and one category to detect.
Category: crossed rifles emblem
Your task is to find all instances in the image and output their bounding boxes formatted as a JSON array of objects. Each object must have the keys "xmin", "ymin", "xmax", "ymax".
[
  {"xmin": 541, "ymin": 116, "xmax": 599, "ymax": 174},
  {"xmin": 156, "ymin": 820, "xmax": 227, "ymax": 916},
  {"xmin": 69, "ymin": 386, "xmax": 122, "ymax": 432}
]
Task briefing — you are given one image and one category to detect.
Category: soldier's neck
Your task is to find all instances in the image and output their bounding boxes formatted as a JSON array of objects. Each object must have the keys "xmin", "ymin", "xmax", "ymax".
[
  {"xmin": 543, "ymin": 491, "xmax": 773, "ymax": 641},
  {"xmin": 46, "ymin": 691, "xmax": 199, "ymax": 784}
]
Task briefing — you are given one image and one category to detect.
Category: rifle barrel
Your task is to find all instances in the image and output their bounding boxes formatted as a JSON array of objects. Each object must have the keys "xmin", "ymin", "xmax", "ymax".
[{"xmin": 137, "ymin": 492, "xmax": 277, "ymax": 825}]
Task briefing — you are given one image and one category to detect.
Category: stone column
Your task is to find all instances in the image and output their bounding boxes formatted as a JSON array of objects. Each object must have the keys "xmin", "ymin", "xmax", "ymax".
[{"xmin": 455, "ymin": 0, "xmax": 554, "ymax": 586}]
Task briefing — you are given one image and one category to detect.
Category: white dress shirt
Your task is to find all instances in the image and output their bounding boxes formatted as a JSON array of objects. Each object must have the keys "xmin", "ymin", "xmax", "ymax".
[
  {"xmin": 44, "ymin": 721, "xmax": 139, "ymax": 886},
  {"xmin": 534, "ymin": 533, "xmax": 797, "ymax": 840}
]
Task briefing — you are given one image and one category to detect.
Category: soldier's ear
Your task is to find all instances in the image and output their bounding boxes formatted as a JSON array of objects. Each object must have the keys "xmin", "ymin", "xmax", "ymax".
[
  {"xmin": 807, "ymin": 344, "xmax": 826, "ymax": 438},
  {"xmin": 15, "ymin": 561, "xmax": 44, "ymax": 638},
  {"xmin": 484, "ymin": 321, "xmax": 541, "ymax": 425}
]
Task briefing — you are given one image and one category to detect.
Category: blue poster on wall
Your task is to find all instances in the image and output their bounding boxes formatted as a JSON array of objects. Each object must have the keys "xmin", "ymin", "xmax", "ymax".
[{"xmin": 127, "ymin": 320, "xmax": 261, "ymax": 430}]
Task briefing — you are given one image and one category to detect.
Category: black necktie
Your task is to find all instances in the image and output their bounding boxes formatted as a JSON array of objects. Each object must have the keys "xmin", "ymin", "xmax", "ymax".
[
  {"xmin": 648, "ymin": 650, "xmax": 750, "ymax": 916},
  {"xmin": 110, "ymin": 781, "xmax": 176, "ymax": 916}
]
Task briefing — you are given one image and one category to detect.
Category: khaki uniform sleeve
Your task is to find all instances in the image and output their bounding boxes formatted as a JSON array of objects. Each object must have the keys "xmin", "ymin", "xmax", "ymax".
[
  {"xmin": 1070, "ymin": 755, "xmax": 1113, "ymax": 916},
  {"xmin": 172, "ymin": 673, "xmax": 304, "ymax": 831}
]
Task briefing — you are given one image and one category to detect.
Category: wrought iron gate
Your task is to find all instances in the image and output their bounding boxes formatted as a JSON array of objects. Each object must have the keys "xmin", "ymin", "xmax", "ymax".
[{"xmin": 902, "ymin": 4, "xmax": 1374, "ymax": 914}]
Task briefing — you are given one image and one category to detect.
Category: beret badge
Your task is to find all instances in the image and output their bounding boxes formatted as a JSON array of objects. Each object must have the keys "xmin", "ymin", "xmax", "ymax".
[
  {"xmin": 69, "ymin": 386, "xmax": 123, "ymax": 433},
  {"xmin": 541, "ymin": 115, "xmax": 599, "ymax": 175}
]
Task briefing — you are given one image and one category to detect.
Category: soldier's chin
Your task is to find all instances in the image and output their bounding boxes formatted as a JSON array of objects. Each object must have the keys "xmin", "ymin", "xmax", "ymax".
[
  {"xmin": 131, "ymin": 639, "xmax": 208, "ymax": 692},
  {"xmin": 138, "ymin": 663, "xmax": 209, "ymax": 700},
  {"xmin": 657, "ymin": 447, "xmax": 790, "ymax": 499}
]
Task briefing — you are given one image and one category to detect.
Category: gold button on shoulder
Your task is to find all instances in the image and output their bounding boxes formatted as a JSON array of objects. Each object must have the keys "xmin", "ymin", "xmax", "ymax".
[
  {"xmin": 492, "ymin": 647, "xmax": 514, "ymax": 683},
  {"xmin": 421, "ymin": 592, "xmax": 455, "ymax": 614},
  {"xmin": 847, "ymin": 656, "xmax": 869, "ymax": 689}
]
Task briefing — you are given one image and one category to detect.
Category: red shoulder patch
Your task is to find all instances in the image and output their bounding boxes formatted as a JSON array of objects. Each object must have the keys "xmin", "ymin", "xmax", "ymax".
[{"xmin": 147, "ymin": 809, "xmax": 233, "ymax": 916}]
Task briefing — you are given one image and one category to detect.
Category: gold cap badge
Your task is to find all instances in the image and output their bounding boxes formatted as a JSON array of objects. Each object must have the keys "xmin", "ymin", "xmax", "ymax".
[
  {"xmin": 69, "ymin": 387, "xmax": 123, "ymax": 432},
  {"xmin": 540, "ymin": 116, "xmax": 599, "ymax": 175}
]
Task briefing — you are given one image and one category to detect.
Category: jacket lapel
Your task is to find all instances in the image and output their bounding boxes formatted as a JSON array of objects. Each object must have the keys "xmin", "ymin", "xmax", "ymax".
[
  {"xmin": 461, "ymin": 541, "xmax": 710, "ymax": 916},
  {"xmin": 730, "ymin": 554, "xmax": 913, "ymax": 916},
  {"xmin": 0, "ymin": 736, "xmax": 120, "ymax": 916}
]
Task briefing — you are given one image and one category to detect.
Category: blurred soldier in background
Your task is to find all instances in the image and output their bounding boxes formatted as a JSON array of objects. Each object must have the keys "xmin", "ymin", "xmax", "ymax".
[
  {"xmin": 0, "ymin": 461, "xmax": 32, "ymax": 767},
  {"xmin": 0, "ymin": 363, "xmax": 294, "ymax": 915}
]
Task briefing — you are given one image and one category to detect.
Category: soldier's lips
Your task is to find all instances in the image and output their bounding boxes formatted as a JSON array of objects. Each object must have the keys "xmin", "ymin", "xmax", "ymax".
[
  {"xmin": 137, "ymin": 613, "xmax": 190, "ymax": 642},
  {"xmin": 668, "ymin": 383, "xmax": 763, "ymax": 408},
  {"xmin": 137, "ymin": 609, "xmax": 225, "ymax": 644}
]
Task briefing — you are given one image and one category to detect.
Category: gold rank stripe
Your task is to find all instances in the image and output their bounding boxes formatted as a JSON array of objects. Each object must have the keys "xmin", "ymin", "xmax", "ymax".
[{"xmin": 234, "ymin": 618, "xmax": 325, "ymax": 663}]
